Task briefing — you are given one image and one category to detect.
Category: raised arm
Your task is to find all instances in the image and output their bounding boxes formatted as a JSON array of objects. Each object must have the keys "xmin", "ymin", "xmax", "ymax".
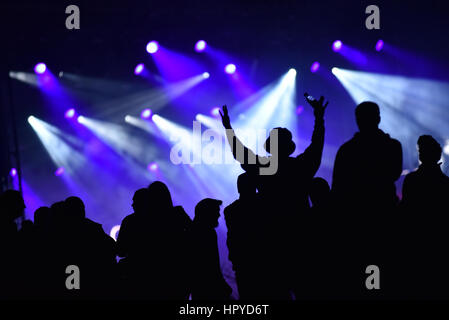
[
  {"xmin": 220, "ymin": 105, "xmax": 260, "ymax": 167},
  {"xmin": 296, "ymin": 94, "xmax": 328, "ymax": 177}
]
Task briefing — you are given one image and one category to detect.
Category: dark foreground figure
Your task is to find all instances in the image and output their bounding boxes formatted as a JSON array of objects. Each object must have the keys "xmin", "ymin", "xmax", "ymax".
[{"xmin": 1, "ymin": 98, "xmax": 448, "ymax": 300}]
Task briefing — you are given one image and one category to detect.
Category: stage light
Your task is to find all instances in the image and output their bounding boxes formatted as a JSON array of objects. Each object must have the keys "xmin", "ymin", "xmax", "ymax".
[
  {"xmin": 124, "ymin": 115, "xmax": 160, "ymax": 136},
  {"xmin": 152, "ymin": 114, "xmax": 193, "ymax": 147},
  {"xmin": 225, "ymin": 64, "xmax": 236, "ymax": 74},
  {"xmin": 195, "ymin": 113, "xmax": 223, "ymax": 133},
  {"xmin": 134, "ymin": 63, "xmax": 144, "ymax": 75},
  {"xmin": 78, "ymin": 116, "xmax": 150, "ymax": 160},
  {"xmin": 195, "ymin": 40, "xmax": 207, "ymax": 52},
  {"xmin": 332, "ymin": 40, "xmax": 343, "ymax": 52},
  {"xmin": 375, "ymin": 39, "xmax": 384, "ymax": 52},
  {"xmin": 210, "ymin": 107, "xmax": 221, "ymax": 117},
  {"xmin": 59, "ymin": 71, "xmax": 64, "ymax": 78},
  {"xmin": 28, "ymin": 116, "xmax": 88, "ymax": 188},
  {"xmin": 141, "ymin": 108, "xmax": 152, "ymax": 119},
  {"xmin": 77, "ymin": 115, "xmax": 85, "ymax": 123},
  {"xmin": 202, "ymin": 72, "xmax": 210, "ymax": 79},
  {"xmin": 146, "ymin": 41, "xmax": 159, "ymax": 54},
  {"xmin": 148, "ymin": 162, "xmax": 158, "ymax": 172},
  {"xmin": 163, "ymin": 73, "xmax": 211, "ymax": 98},
  {"xmin": 310, "ymin": 62, "xmax": 320, "ymax": 73},
  {"xmin": 34, "ymin": 63, "xmax": 47, "ymax": 74},
  {"xmin": 55, "ymin": 167, "xmax": 65, "ymax": 176},
  {"xmin": 331, "ymin": 67, "xmax": 339, "ymax": 75},
  {"xmin": 65, "ymin": 108, "xmax": 76, "ymax": 119},
  {"xmin": 10, "ymin": 168, "xmax": 17, "ymax": 177},
  {"xmin": 234, "ymin": 69, "xmax": 298, "ymax": 136}
]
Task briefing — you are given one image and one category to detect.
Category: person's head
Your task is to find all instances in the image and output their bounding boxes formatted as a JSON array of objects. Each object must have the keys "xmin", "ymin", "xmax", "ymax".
[
  {"xmin": 417, "ymin": 135, "xmax": 442, "ymax": 165},
  {"xmin": 132, "ymin": 188, "xmax": 151, "ymax": 214},
  {"xmin": 0, "ymin": 190, "xmax": 25, "ymax": 222},
  {"xmin": 309, "ymin": 177, "xmax": 330, "ymax": 208},
  {"xmin": 355, "ymin": 102, "xmax": 380, "ymax": 133},
  {"xmin": 264, "ymin": 127, "xmax": 296, "ymax": 158},
  {"xmin": 237, "ymin": 173, "xmax": 257, "ymax": 197},
  {"xmin": 194, "ymin": 198, "xmax": 222, "ymax": 228},
  {"xmin": 50, "ymin": 201, "xmax": 66, "ymax": 227},
  {"xmin": 64, "ymin": 196, "xmax": 86, "ymax": 221},
  {"xmin": 148, "ymin": 181, "xmax": 173, "ymax": 210},
  {"xmin": 34, "ymin": 206, "xmax": 51, "ymax": 229}
]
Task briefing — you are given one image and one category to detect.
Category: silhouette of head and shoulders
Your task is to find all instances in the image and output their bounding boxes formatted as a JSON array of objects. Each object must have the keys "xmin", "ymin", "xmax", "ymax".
[
  {"xmin": 0, "ymin": 190, "xmax": 25, "ymax": 237},
  {"xmin": 224, "ymin": 173, "xmax": 260, "ymax": 240},
  {"xmin": 415, "ymin": 135, "xmax": 446, "ymax": 175},
  {"xmin": 332, "ymin": 101, "xmax": 403, "ymax": 210},
  {"xmin": 193, "ymin": 198, "xmax": 222, "ymax": 231},
  {"xmin": 264, "ymin": 127, "xmax": 296, "ymax": 161},
  {"xmin": 402, "ymin": 135, "xmax": 449, "ymax": 210},
  {"xmin": 345, "ymin": 101, "xmax": 399, "ymax": 146}
]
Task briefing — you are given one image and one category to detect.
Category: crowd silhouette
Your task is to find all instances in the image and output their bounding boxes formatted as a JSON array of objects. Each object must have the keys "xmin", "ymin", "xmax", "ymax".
[{"xmin": 1, "ymin": 94, "xmax": 449, "ymax": 300}]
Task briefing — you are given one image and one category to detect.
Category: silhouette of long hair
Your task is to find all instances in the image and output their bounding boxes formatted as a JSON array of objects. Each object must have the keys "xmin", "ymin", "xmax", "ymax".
[{"xmin": 148, "ymin": 181, "xmax": 174, "ymax": 211}]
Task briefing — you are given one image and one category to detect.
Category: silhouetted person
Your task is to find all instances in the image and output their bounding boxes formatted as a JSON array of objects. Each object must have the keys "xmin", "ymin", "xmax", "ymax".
[
  {"xmin": 220, "ymin": 94, "xmax": 328, "ymax": 299},
  {"xmin": 190, "ymin": 198, "xmax": 232, "ymax": 300},
  {"xmin": 21, "ymin": 206, "xmax": 52, "ymax": 298},
  {"xmin": 0, "ymin": 190, "xmax": 25, "ymax": 299},
  {"xmin": 220, "ymin": 93, "xmax": 328, "ymax": 214},
  {"xmin": 117, "ymin": 182, "xmax": 191, "ymax": 299},
  {"xmin": 399, "ymin": 135, "xmax": 449, "ymax": 299},
  {"xmin": 332, "ymin": 101, "xmax": 403, "ymax": 211},
  {"xmin": 48, "ymin": 196, "xmax": 116, "ymax": 299},
  {"xmin": 402, "ymin": 135, "xmax": 449, "ymax": 211},
  {"xmin": 224, "ymin": 172, "xmax": 263, "ymax": 299},
  {"xmin": 0, "ymin": 190, "xmax": 24, "ymax": 235},
  {"xmin": 330, "ymin": 102, "xmax": 402, "ymax": 299},
  {"xmin": 294, "ymin": 177, "xmax": 336, "ymax": 299},
  {"xmin": 34, "ymin": 206, "xmax": 52, "ymax": 232}
]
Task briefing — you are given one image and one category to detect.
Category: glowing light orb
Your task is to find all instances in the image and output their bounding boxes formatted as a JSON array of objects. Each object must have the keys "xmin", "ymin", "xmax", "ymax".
[
  {"xmin": 332, "ymin": 40, "xmax": 343, "ymax": 52},
  {"xmin": 34, "ymin": 63, "xmax": 47, "ymax": 74},
  {"xmin": 134, "ymin": 63, "xmax": 144, "ymax": 75},
  {"xmin": 141, "ymin": 108, "xmax": 152, "ymax": 119},
  {"xmin": 225, "ymin": 64, "xmax": 236, "ymax": 74},
  {"xmin": 310, "ymin": 62, "xmax": 320, "ymax": 73},
  {"xmin": 195, "ymin": 40, "xmax": 207, "ymax": 52},
  {"xmin": 65, "ymin": 108, "xmax": 76, "ymax": 119},
  {"xmin": 146, "ymin": 41, "xmax": 159, "ymax": 54}
]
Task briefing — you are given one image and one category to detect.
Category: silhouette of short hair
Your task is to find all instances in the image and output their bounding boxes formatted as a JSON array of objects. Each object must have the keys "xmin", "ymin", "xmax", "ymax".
[
  {"xmin": 355, "ymin": 102, "xmax": 380, "ymax": 132},
  {"xmin": 417, "ymin": 135, "xmax": 442, "ymax": 164},
  {"xmin": 64, "ymin": 196, "xmax": 86, "ymax": 220},
  {"xmin": 264, "ymin": 127, "xmax": 296, "ymax": 156},
  {"xmin": 194, "ymin": 198, "xmax": 222, "ymax": 224},
  {"xmin": 34, "ymin": 206, "xmax": 51, "ymax": 228},
  {"xmin": 0, "ymin": 189, "xmax": 25, "ymax": 221},
  {"xmin": 237, "ymin": 173, "xmax": 256, "ymax": 195}
]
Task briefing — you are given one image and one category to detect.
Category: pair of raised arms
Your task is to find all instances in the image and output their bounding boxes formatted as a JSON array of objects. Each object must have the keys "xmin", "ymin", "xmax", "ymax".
[{"xmin": 219, "ymin": 93, "xmax": 329, "ymax": 129}]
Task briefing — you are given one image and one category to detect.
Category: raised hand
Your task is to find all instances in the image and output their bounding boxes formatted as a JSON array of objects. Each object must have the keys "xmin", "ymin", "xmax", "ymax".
[
  {"xmin": 304, "ymin": 93, "xmax": 329, "ymax": 118},
  {"xmin": 219, "ymin": 105, "xmax": 232, "ymax": 129}
]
